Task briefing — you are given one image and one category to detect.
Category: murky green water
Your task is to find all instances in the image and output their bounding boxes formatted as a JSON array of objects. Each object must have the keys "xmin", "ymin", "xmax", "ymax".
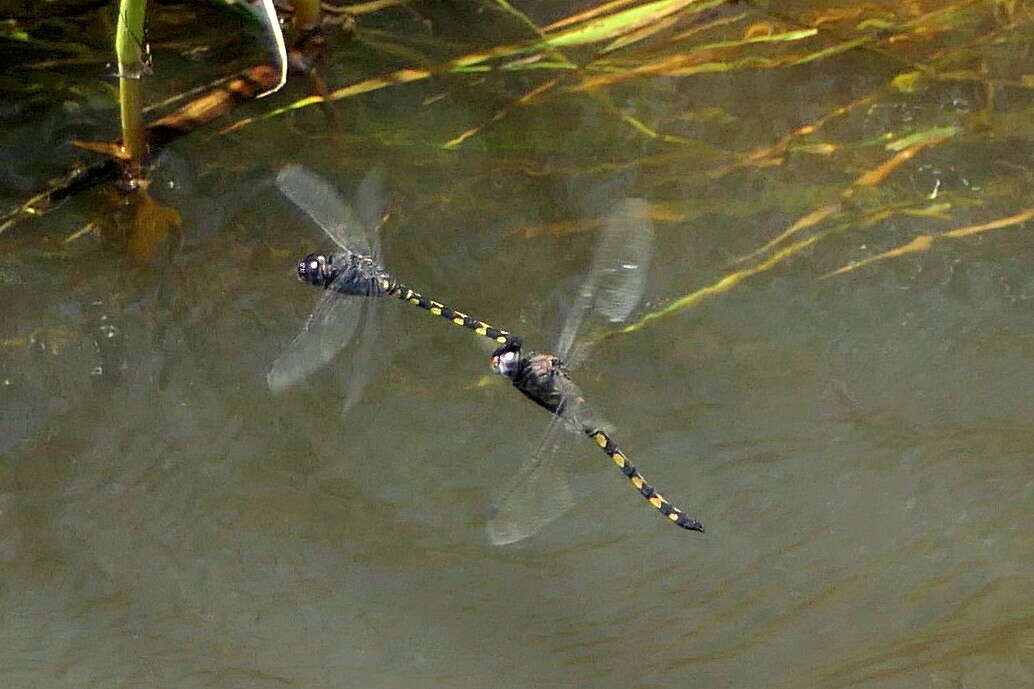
[{"xmin": 2, "ymin": 2, "xmax": 1033, "ymax": 687}]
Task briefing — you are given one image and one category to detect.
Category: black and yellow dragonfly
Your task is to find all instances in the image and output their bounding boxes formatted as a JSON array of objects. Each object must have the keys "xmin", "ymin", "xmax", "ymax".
[
  {"xmin": 269, "ymin": 167, "xmax": 701, "ymax": 541},
  {"xmin": 267, "ymin": 164, "xmax": 520, "ymax": 408},
  {"xmin": 488, "ymin": 198, "xmax": 703, "ymax": 544}
]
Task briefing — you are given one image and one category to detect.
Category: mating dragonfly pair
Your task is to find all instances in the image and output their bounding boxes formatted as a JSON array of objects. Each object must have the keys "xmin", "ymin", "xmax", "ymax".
[{"xmin": 268, "ymin": 165, "xmax": 703, "ymax": 543}]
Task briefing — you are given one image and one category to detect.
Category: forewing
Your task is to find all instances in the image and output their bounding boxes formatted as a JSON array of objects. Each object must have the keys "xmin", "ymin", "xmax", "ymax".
[
  {"xmin": 266, "ymin": 286, "xmax": 366, "ymax": 394},
  {"xmin": 558, "ymin": 197, "xmax": 654, "ymax": 367},
  {"xmin": 487, "ymin": 413, "xmax": 576, "ymax": 546},
  {"xmin": 592, "ymin": 198, "xmax": 653, "ymax": 322},
  {"xmin": 354, "ymin": 166, "xmax": 389, "ymax": 236},
  {"xmin": 276, "ymin": 165, "xmax": 372, "ymax": 257}
]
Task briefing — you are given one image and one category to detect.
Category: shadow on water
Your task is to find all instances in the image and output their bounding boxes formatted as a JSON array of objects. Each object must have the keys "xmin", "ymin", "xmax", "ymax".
[{"xmin": 1, "ymin": 1, "xmax": 1033, "ymax": 687}]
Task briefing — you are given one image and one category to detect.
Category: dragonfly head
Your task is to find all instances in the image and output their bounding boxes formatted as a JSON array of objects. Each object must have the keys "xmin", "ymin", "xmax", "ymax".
[
  {"xmin": 297, "ymin": 253, "xmax": 334, "ymax": 288},
  {"xmin": 490, "ymin": 341, "xmax": 523, "ymax": 380}
]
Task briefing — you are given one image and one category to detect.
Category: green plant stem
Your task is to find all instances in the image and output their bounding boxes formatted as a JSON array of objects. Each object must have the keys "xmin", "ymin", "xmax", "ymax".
[{"xmin": 116, "ymin": 0, "xmax": 147, "ymax": 176}]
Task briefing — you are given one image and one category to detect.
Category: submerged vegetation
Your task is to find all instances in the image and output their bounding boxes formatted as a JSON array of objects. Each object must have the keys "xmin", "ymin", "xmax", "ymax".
[{"xmin": 1, "ymin": 0, "xmax": 1032, "ymax": 330}]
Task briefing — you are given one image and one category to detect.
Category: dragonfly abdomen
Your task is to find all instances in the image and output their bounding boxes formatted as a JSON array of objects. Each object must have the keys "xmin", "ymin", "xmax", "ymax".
[
  {"xmin": 388, "ymin": 282, "xmax": 520, "ymax": 347},
  {"xmin": 585, "ymin": 428, "xmax": 704, "ymax": 534}
]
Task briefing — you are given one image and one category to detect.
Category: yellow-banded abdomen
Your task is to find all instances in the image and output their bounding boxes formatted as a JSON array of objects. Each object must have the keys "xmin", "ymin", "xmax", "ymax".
[
  {"xmin": 586, "ymin": 428, "xmax": 704, "ymax": 533},
  {"xmin": 384, "ymin": 279, "xmax": 521, "ymax": 349}
]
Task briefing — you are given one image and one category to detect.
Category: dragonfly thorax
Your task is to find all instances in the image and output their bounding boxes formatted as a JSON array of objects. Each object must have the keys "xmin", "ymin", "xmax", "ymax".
[
  {"xmin": 298, "ymin": 253, "xmax": 391, "ymax": 296},
  {"xmin": 492, "ymin": 345, "xmax": 569, "ymax": 417}
]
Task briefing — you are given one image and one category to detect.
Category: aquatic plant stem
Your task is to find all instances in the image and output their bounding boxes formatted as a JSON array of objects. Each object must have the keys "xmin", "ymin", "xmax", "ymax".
[{"xmin": 116, "ymin": 0, "xmax": 148, "ymax": 178}]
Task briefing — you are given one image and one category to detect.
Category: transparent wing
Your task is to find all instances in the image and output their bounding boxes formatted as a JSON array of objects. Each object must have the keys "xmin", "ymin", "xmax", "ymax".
[
  {"xmin": 557, "ymin": 197, "xmax": 654, "ymax": 367},
  {"xmin": 334, "ymin": 230, "xmax": 388, "ymax": 416},
  {"xmin": 554, "ymin": 277, "xmax": 594, "ymax": 367},
  {"xmin": 592, "ymin": 198, "xmax": 653, "ymax": 323},
  {"xmin": 354, "ymin": 166, "xmax": 389, "ymax": 234},
  {"xmin": 268, "ymin": 165, "xmax": 389, "ymax": 397},
  {"xmin": 487, "ymin": 412, "xmax": 576, "ymax": 546},
  {"xmin": 276, "ymin": 164, "xmax": 372, "ymax": 258},
  {"xmin": 488, "ymin": 375, "xmax": 609, "ymax": 545},
  {"xmin": 266, "ymin": 285, "xmax": 368, "ymax": 394}
]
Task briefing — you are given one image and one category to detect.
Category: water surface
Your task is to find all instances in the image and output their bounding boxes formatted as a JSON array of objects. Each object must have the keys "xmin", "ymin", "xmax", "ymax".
[{"xmin": 2, "ymin": 2, "xmax": 1032, "ymax": 687}]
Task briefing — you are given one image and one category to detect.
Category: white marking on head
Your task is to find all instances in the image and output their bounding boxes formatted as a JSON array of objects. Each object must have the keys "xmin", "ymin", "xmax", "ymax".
[{"xmin": 492, "ymin": 350, "xmax": 520, "ymax": 379}]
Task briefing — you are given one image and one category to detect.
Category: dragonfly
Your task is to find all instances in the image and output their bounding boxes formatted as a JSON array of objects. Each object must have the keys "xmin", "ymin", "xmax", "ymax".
[
  {"xmin": 487, "ymin": 198, "xmax": 704, "ymax": 544},
  {"xmin": 267, "ymin": 164, "xmax": 521, "ymax": 405}
]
